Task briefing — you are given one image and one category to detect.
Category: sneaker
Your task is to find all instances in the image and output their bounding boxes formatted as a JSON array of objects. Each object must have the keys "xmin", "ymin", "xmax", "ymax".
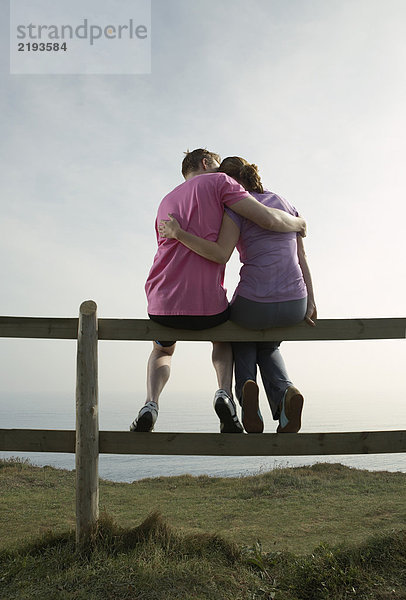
[
  {"xmin": 130, "ymin": 401, "xmax": 158, "ymax": 432},
  {"xmin": 241, "ymin": 380, "xmax": 264, "ymax": 433},
  {"xmin": 213, "ymin": 389, "xmax": 243, "ymax": 433},
  {"xmin": 276, "ymin": 386, "xmax": 303, "ymax": 433}
]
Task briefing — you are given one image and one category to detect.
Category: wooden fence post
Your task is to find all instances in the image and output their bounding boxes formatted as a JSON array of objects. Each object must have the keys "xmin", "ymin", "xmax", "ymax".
[{"xmin": 75, "ymin": 300, "xmax": 99, "ymax": 549}]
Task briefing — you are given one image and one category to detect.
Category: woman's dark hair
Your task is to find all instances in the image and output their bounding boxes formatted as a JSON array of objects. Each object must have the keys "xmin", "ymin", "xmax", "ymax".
[{"xmin": 218, "ymin": 156, "xmax": 264, "ymax": 193}]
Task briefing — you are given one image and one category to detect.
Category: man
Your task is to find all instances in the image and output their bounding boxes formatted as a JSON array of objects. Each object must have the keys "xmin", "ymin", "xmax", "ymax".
[{"xmin": 130, "ymin": 149, "xmax": 306, "ymax": 433}]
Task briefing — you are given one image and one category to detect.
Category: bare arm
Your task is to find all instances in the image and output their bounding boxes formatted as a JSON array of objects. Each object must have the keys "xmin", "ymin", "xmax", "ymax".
[
  {"xmin": 297, "ymin": 235, "xmax": 317, "ymax": 326},
  {"xmin": 158, "ymin": 212, "xmax": 240, "ymax": 264},
  {"xmin": 230, "ymin": 195, "xmax": 307, "ymax": 236}
]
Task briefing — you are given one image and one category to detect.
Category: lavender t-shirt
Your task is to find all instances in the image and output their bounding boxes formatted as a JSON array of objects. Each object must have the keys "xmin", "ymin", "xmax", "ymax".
[{"xmin": 226, "ymin": 190, "xmax": 307, "ymax": 303}]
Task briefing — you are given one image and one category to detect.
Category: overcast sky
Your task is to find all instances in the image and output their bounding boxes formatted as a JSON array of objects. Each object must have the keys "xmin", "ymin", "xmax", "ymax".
[{"xmin": 1, "ymin": 0, "xmax": 405, "ymax": 429}]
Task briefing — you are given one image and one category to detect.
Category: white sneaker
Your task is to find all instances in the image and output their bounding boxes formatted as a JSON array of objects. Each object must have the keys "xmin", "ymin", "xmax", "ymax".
[
  {"xmin": 213, "ymin": 389, "xmax": 243, "ymax": 433},
  {"xmin": 130, "ymin": 401, "xmax": 158, "ymax": 432}
]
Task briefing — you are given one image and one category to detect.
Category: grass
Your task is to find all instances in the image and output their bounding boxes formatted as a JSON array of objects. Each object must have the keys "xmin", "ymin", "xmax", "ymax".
[
  {"xmin": 1, "ymin": 511, "xmax": 406, "ymax": 599},
  {"xmin": 1, "ymin": 459, "xmax": 406, "ymax": 598},
  {"xmin": 1, "ymin": 459, "xmax": 406, "ymax": 554}
]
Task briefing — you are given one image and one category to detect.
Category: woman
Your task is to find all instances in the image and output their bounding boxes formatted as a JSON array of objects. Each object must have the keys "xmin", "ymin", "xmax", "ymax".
[{"xmin": 158, "ymin": 157, "xmax": 316, "ymax": 434}]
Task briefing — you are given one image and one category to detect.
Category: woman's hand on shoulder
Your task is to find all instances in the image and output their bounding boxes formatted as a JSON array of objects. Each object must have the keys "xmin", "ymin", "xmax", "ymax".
[{"xmin": 158, "ymin": 214, "xmax": 181, "ymax": 239}]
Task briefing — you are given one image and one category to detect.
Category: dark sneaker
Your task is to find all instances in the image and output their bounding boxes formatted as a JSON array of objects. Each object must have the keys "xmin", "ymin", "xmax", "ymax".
[
  {"xmin": 130, "ymin": 401, "xmax": 158, "ymax": 432},
  {"xmin": 276, "ymin": 386, "xmax": 303, "ymax": 433},
  {"xmin": 213, "ymin": 389, "xmax": 243, "ymax": 433},
  {"xmin": 242, "ymin": 380, "xmax": 264, "ymax": 433}
]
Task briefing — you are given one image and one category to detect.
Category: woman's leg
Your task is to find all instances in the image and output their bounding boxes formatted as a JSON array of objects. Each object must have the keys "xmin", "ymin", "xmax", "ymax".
[
  {"xmin": 230, "ymin": 296, "xmax": 307, "ymax": 422},
  {"xmin": 232, "ymin": 342, "xmax": 258, "ymax": 405},
  {"xmin": 257, "ymin": 341, "xmax": 291, "ymax": 420},
  {"xmin": 232, "ymin": 342, "xmax": 263, "ymax": 433}
]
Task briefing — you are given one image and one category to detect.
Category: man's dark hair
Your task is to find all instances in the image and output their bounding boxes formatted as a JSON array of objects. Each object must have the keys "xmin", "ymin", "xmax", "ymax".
[{"xmin": 181, "ymin": 148, "xmax": 221, "ymax": 178}]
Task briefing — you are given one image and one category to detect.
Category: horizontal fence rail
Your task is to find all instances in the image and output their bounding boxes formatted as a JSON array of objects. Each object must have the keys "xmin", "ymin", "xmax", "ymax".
[
  {"xmin": 1, "ymin": 316, "xmax": 406, "ymax": 341},
  {"xmin": 0, "ymin": 316, "xmax": 78, "ymax": 339},
  {"xmin": 1, "ymin": 429, "xmax": 406, "ymax": 456}
]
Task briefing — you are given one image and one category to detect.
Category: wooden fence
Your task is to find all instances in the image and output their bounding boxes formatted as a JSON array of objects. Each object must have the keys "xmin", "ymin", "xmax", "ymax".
[{"xmin": 1, "ymin": 301, "xmax": 405, "ymax": 548}]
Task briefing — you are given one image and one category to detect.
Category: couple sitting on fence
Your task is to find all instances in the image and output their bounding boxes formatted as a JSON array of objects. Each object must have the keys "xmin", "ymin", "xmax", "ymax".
[{"xmin": 130, "ymin": 149, "xmax": 317, "ymax": 435}]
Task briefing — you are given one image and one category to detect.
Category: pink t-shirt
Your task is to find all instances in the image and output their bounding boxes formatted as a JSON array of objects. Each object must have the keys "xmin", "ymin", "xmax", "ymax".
[
  {"xmin": 226, "ymin": 190, "xmax": 307, "ymax": 303},
  {"xmin": 145, "ymin": 172, "xmax": 249, "ymax": 315}
]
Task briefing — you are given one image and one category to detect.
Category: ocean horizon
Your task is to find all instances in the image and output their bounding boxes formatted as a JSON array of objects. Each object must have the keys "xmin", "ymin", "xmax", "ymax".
[{"xmin": 1, "ymin": 391, "xmax": 405, "ymax": 481}]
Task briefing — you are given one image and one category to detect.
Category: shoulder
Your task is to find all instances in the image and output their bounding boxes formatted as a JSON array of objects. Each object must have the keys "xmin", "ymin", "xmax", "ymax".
[
  {"xmin": 196, "ymin": 172, "xmax": 236, "ymax": 187},
  {"xmin": 161, "ymin": 179, "xmax": 187, "ymax": 202},
  {"xmin": 213, "ymin": 172, "xmax": 242, "ymax": 188},
  {"xmin": 195, "ymin": 172, "xmax": 243, "ymax": 188},
  {"xmin": 259, "ymin": 190, "xmax": 298, "ymax": 215}
]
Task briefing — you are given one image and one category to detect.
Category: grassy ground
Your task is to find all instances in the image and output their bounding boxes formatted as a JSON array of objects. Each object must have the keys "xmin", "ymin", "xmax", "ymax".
[
  {"xmin": 1, "ymin": 510, "xmax": 406, "ymax": 599},
  {"xmin": 1, "ymin": 459, "xmax": 405, "ymax": 554},
  {"xmin": 1, "ymin": 459, "xmax": 406, "ymax": 599}
]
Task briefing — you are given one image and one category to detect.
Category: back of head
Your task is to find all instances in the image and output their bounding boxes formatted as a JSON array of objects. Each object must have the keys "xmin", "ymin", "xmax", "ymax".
[
  {"xmin": 218, "ymin": 156, "xmax": 264, "ymax": 193},
  {"xmin": 181, "ymin": 148, "xmax": 221, "ymax": 178}
]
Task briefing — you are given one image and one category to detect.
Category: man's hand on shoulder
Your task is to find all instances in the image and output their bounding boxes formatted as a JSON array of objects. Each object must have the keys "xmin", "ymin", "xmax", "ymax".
[
  {"xmin": 297, "ymin": 215, "xmax": 306, "ymax": 237},
  {"xmin": 231, "ymin": 195, "xmax": 307, "ymax": 235}
]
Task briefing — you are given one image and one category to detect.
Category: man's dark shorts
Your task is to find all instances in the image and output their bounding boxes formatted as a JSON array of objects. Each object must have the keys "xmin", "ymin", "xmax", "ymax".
[{"xmin": 148, "ymin": 307, "xmax": 230, "ymax": 347}]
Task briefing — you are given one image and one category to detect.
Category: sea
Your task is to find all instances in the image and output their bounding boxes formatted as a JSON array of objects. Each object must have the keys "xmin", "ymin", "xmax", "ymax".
[{"xmin": 1, "ymin": 391, "xmax": 405, "ymax": 482}]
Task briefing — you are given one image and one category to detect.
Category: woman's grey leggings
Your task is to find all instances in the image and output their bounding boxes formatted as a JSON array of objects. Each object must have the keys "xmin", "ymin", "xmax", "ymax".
[{"xmin": 230, "ymin": 295, "xmax": 307, "ymax": 420}]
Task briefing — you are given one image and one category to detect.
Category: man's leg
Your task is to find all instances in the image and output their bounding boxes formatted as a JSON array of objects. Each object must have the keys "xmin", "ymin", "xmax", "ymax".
[
  {"xmin": 130, "ymin": 341, "xmax": 176, "ymax": 432},
  {"xmin": 211, "ymin": 341, "xmax": 233, "ymax": 397},
  {"xmin": 147, "ymin": 341, "xmax": 176, "ymax": 406},
  {"xmin": 212, "ymin": 341, "xmax": 243, "ymax": 433}
]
